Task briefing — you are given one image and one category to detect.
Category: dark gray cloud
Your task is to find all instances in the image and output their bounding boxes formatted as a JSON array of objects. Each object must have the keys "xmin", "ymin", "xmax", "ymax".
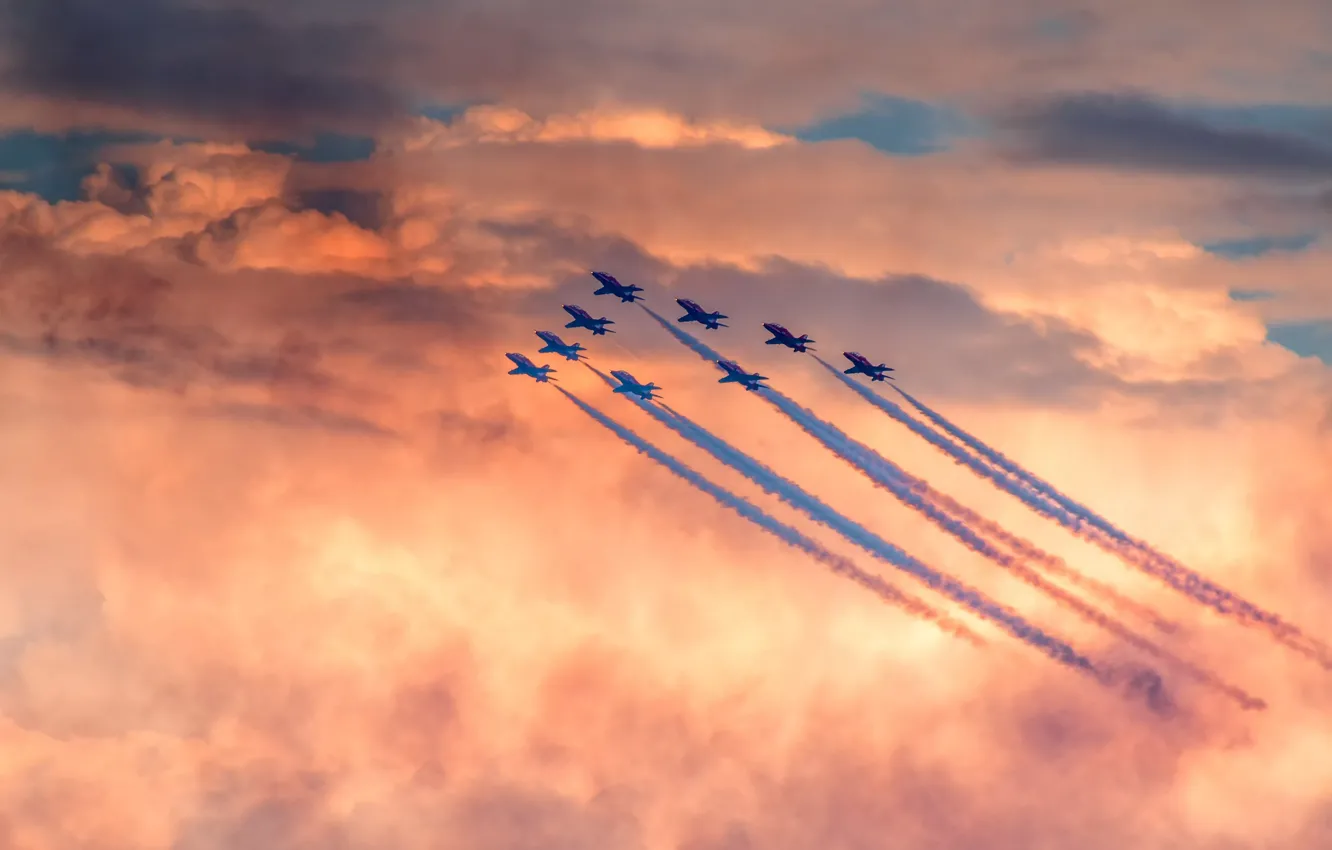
[
  {"xmin": 0, "ymin": 0, "xmax": 400, "ymax": 134},
  {"xmin": 2, "ymin": 0, "xmax": 1332, "ymax": 133},
  {"xmin": 998, "ymin": 91, "xmax": 1332, "ymax": 177}
]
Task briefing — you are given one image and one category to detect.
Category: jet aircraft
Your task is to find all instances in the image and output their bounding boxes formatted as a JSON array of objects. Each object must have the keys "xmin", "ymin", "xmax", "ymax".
[
  {"xmin": 591, "ymin": 271, "xmax": 644, "ymax": 303},
  {"xmin": 716, "ymin": 359, "xmax": 769, "ymax": 391},
  {"xmin": 842, "ymin": 351, "xmax": 894, "ymax": 382},
  {"xmin": 610, "ymin": 370, "xmax": 663, "ymax": 401},
  {"xmin": 563, "ymin": 304, "xmax": 615, "ymax": 335},
  {"xmin": 763, "ymin": 323, "xmax": 815, "ymax": 352},
  {"xmin": 676, "ymin": 298, "xmax": 728, "ymax": 330},
  {"xmin": 535, "ymin": 330, "xmax": 587, "ymax": 361},
  {"xmin": 506, "ymin": 352, "xmax": 557, "ymax": 382}
]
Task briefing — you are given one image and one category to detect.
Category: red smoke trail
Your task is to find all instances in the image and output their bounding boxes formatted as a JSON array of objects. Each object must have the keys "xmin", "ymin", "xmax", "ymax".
[
  {"xmin": 745, "ymin": 391, "xmax": 1266, "ymax": 712},
  {"xmin": 819, "ymin": 359, "xmax": 1332, "ymax": 671}
]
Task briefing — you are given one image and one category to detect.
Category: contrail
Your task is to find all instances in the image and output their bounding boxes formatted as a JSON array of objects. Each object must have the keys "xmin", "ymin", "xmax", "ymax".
[
  {"xmin": 655, "ymin": 393, "xmax": 1264, "ymax": 711},
  {"xmin": 639, "ymin": 306, "xmax": 1177, "ymax": 634},
  {"xmin": 589, "ymin": 358, "xmax": 1105, "ymax": 682},
  {"xmin": 891, "ymin": 384, "xmax": 1150, "ymax": 545},
  {"xmin": 756, "ymin": 380, "xmax": 1180, "ymax": 635},
  {"xmin": 633, "ymin": 310, "xmax": 1274, "ymax": 706},
  {"xmin": 819, "ymin": 358, "xmax": 1332, "ymax": 670},
  {"xmin": 554, "ymin": 385, "xmax": 986, "ymax": 646}
]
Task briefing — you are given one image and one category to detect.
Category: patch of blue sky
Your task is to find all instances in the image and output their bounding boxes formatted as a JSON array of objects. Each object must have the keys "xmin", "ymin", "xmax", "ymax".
[
  {"xmin": 1200, "ymin": 233, "xmax": 1318, "ymax": 259},
  {"xmin": 249, "ymin": 132, "xmax": 376, "ymax": 162},
  {"xmin": 0, "ymin": 128, "xmax": 165, "ymax": 202},
  {"xmin": 1228, "ymin": 289, "xmax": 1279, "ymax": 302},
  {"xmin": 417, "ymin": 103, "xmax": 472, "ymax": 124},
  {"xmin": 784, "ymin": 94, "xmax": 984, "ymax": 156},
  {"xmin": 1173, "ymin": 102, "xmax": 1332, "ymax": 142},
  {"xmin": 1266, "ymin": 320, "xmax": 1332, "ymax": 365}
]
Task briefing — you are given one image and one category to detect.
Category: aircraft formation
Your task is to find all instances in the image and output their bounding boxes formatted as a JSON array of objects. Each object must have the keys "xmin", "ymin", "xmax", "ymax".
[
  {"xmin": 505, "ymin": 269, "xmax": 1332, "ymax": 716},
  {"xmin": 518, "ymin": 273, "xmax": 889, "ymax": 393}
]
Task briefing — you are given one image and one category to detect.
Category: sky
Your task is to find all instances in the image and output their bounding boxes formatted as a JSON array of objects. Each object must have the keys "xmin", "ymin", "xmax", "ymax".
[{"xmin": 1, "ymin": 1, "xmax": 1332, "ymax": 847}]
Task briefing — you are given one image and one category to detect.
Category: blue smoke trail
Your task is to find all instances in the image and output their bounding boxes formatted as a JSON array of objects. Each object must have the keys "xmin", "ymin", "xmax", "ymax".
[
  {"xmin": 585, "ymin": 363, "xmax": 1103, "ymax": 680},
  {"xmin": 754, "ymin": 382, "xmax": 1178, "ymax": 635},
  {"xmin": 555, "ymin": 385, "xmax": 985, "ymax": 645},
  {"xmin": 820, "ymin": 359, "xmax": 1332, "ymax": 670},
  {"xmin": 632, "ymin": 312, "xmax": 1283, "ymax": 704},
  {"xmin": 641, "ymin": 305, "xmax": 726, "ymax": 362},
  {"xmin": 892, "ymin": 384, "xmax": 1132, "ymax": 543},
  {"xmin": 733, "ymin": 390, "xmax": 1264, "ymax": 710},
  {"xmin": 641, "ymin": 304, "xmax": 1173, "ymax": 633}
]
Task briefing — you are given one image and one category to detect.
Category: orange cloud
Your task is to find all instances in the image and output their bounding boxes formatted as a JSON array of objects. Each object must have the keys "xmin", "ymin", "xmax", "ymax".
[
  {"xmin": 388, "ymin": 105, "xmax": 795, "ymax": 152},
  {"xmin": 2, "ymin": 90, "xmax": 1332, "ymax": 848}
]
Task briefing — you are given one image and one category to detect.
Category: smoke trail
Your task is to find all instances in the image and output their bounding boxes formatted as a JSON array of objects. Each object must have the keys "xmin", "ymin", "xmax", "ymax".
[
  {"xmin": 753, "ymin": 383, "xmax": 1179, "ymax": 635},
  {"xmin": 649, "ymin": 395, "xmax": 1264, "ymax": 711},
  {"xmin": 813, "ymin": 357, "xmax": 1332, "ymax": 669},
  {"xmin": 641, "ymin": 304, "xmax": 1176, "ymax": 634},
  {"xmin": 821, "ymin": 360, "xmax": 1332, "ymax": 670},
  {"xmin": 633, "ymin": 312, "xmax": 1279, "ymax": 704},
  {"xmin": 642, "ymin": 305, "xmax": 728, "ymax": 362},
  {"xmin": 586, "ymin": 368, "xmax": 1105, "ymax": 681},
  {"xmin": 891, "ymin": 384, "xmax": 1135, "ymax": 545},
  {"xmin": 891, "ymin": 385, "xmax": 1331, "ymax": 649},
  {"xmin": 910, "ymin": 485, "xmax": 1181, "ymax": 636},
  {"xmin": 554, "ymin": 385, "xmax": 985, "ymax": 646}
]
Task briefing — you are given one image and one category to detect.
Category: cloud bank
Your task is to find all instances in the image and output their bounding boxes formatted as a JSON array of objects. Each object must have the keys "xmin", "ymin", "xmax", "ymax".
[{"xmin": 1, "ymin": 5, "xmax": 1332, "ymax": 848}]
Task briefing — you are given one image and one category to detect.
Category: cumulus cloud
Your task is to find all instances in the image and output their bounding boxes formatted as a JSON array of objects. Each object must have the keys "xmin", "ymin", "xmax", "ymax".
[
  {"xmin": 2, "ymin": 131, "xmax": 1324, "ymax": 392},
  {"xmin": 2, "ymin": 15, "xmax": 1332, "ymax": 836},
  {"xmin": 3, "ymin": 209, "xmax": 1332, "ymax": 846}
]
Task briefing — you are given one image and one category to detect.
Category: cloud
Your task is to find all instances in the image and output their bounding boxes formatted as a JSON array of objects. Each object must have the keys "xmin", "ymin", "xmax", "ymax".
[
  {"xmin": 0, "ymin": 130, "xmax": 1321, "ymax": 399},
  {"xmin": 3, "ymin": 129, "xmax": 1332, "ymax": 849},
  {"xmin": 0, "ymin": 0, "xmax": 400, "ymax": 136},
  {"xmin": 3, "ymin": 0, "xmax": 1332, "ymax": 137},
  {"xmin": 996, "ymin": 91, "xmax": 1332, "ymax": 177},
  {"xmin": 389, "ymin": 105, "xmax": 794, "ymax": 152},
  {"xmin": 3, "ymin": 1, "xmax": 1332, "ymax": 842}
]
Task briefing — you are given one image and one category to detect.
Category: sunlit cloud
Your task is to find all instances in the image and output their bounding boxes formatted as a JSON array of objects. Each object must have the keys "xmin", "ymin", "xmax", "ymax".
[{"xmin": 1, "ymin": 1, "xmax": 1332, "ymax": 847}]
